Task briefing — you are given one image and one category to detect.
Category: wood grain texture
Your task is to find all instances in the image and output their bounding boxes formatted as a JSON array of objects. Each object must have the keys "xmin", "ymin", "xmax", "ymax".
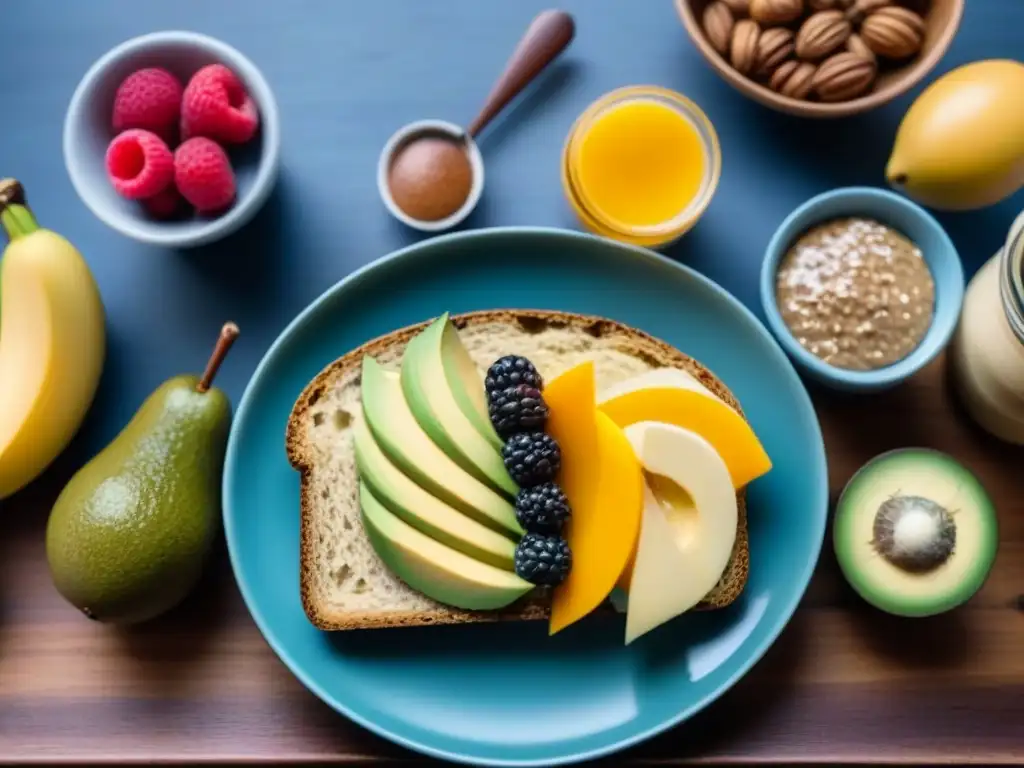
[
  {"xmin": 1, "ymin": 355, "xmax": 1021, "ymax": 765},
  {"xmin": 3, "ymin": 0, "xmax": 1023, "ymax": 763}
]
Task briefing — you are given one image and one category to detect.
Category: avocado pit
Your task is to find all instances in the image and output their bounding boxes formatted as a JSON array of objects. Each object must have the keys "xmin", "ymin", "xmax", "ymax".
[
  {"xmin": 833, "ymin": 447, "xmax": 998, "ymax": 618},
  {"xmin": 871, "ymin": 494, "xmax": 955, "ymax": 573}
]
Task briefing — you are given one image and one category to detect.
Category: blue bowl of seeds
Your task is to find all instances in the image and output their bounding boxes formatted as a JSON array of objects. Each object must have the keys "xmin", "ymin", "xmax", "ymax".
[{"xmin": 760, "ymin": 186, "xmax": 965, "ymax": 393}]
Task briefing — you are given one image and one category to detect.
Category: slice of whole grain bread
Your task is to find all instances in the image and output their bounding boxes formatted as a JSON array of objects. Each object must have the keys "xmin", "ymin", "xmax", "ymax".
[{"xmin": 286, "ymin": 309, "xmax": 751, "ymax": 631}]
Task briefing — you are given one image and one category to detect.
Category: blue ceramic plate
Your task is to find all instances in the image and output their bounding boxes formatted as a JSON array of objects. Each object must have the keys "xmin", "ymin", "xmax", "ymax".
[{"xmin": 223, "ymin": 227, "xmax": 828, "ymax": 767}]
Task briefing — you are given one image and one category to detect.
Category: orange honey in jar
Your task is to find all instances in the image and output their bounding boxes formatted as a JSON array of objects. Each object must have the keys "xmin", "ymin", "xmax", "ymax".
[{"xmin": 562, "ymin": 86, "xmax": 721, "ymax": 249}]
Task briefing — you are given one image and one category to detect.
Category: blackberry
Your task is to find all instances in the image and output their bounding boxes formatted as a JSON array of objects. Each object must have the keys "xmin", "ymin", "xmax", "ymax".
[
  {"xmin": 514, "ymin": 532, "xmax": 572, "ymax": 586},
  {"xmin": 488, "ymin": 384, "xmax": 548, "ymax": 437},
  {"xmin": 515, "ymin": 482, "xmax": 571, "ymax": 533},
  {"xmin": 502, "ymin": 432, "xmax": 561, "ymax": 487},
  {"xmin": 485, "ymin": 355, "xmax": 544, "ymax": 394}
]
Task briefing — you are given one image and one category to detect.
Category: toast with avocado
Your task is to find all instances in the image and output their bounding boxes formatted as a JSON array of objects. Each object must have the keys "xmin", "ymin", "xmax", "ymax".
[{"xmin": 286, "ymin": 310, "xmax": 766, "ymax": 633}]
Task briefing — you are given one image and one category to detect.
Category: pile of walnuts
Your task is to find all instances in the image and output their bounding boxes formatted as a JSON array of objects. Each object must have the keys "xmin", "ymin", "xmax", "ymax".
[{"xmin": 701, "ymin": 0, "xmax": 930, "ymax": 102}]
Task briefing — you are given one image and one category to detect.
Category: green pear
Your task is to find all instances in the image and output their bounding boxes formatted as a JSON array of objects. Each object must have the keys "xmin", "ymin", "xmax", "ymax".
[{"xmin": 45, "ymin": 323, "xmax": 240, "ymax": 625}]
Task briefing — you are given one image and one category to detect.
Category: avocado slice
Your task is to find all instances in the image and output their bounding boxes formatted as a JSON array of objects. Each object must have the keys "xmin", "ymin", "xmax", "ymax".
[
  {"xmin": 360, "ymin": 355, "xmax": 523, "ymax": 538},
  {"xmin": 401, "ymin": 316, "xmax": 516, "ymax": 496},
  {"xmin": 353, "ymin": 414, "xmax": 516, "ymax": 570},
  {"xmin": 360, "ymin": 482, "xmax": 534, "ymax": 611},
  {"xmin": 833, "ymin": 448, "xmax": 999, "ymax": 618},
  {"xmin": 437, "ymin": 313, "xmax": 504, "ymax": 451}
]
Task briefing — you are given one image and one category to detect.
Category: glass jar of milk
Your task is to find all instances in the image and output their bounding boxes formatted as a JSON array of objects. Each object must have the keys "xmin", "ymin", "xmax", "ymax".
[{"xmin": 950, "ymin": 211, "xmax": 1024, "ymax": 443}]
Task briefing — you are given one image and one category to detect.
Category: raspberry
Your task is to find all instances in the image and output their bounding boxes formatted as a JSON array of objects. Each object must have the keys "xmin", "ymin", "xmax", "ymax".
[
  {"xmin": 180, "ymin": 64, "xmax": 259, "ymax": 145},
  {"xmin": 174, "ymin": 137, "xmax": 236, "ymax": 214},
  {"xmin": 111, "ymin": 68, "xmax": 184, "ymax": 141},
  {"xmin": 142, "ymin": 184, "xmax": 184, "ymax": 220},
  {"xmin": 105, "ymin": 129, "xmax": 174, "ymax": 200}
]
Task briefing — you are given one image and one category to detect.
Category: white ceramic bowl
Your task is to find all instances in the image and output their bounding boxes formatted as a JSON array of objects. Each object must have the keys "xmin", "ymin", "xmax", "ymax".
[
  {"xmin": 63, "ymin": 30, "xmax": 281, "ymax": 248},
  {"xmin": 377, "ymin": 119, "xmax": 484, "ymax": 232}
]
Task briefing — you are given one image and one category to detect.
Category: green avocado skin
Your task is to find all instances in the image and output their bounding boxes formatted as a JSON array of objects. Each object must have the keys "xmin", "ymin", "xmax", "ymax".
[{"xmin": 45, "ymin": 375, "xmax": 230, "ymax": 625}]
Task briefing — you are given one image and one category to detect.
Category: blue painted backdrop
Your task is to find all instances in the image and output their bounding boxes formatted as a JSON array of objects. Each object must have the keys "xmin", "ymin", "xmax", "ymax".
[{"xmin": 3, "ymin": 0, "xmax": 1022, "ymax": 501}]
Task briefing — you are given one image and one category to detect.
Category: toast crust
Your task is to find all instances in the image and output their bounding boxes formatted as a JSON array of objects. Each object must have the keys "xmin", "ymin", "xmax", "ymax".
[{"xmin": 286, "ymin": 309, "xmax": 751, "ymax": 631}]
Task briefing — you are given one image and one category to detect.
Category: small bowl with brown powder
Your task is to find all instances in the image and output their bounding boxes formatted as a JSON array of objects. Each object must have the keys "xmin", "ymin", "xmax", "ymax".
[
  {"xmin": 760, "ymin": 187, "xmax": 964, "ymax": 393},
  {"xmin": 377, "ymin": 119, "xmax": 485, "ymax": 233}
]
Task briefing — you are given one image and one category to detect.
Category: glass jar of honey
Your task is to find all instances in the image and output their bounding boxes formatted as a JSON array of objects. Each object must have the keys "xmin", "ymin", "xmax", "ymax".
[{"xmin": 561, "ymin": 85, "xmax": 721, "ymax": 249}]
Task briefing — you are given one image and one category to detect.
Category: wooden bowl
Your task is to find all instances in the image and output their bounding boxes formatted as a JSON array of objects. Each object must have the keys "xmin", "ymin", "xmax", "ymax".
[{"xmin": 675, "ymin": 0, "xmax": 964, "ymax": 118}]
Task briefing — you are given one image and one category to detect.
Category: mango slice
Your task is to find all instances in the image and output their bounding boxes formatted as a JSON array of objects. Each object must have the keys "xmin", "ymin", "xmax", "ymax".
[
  {"xmin": 598, "ymin": 386, "xmax": 771, "ymax": 489},
  {"xmin": 546, "ymin": 361, "xmax": 643, "ymax": 635}
]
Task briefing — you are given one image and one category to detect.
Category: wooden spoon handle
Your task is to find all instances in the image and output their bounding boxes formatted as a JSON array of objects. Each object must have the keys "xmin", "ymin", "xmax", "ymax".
[{"xmin": 466, "ymin": 9, "xmax": 576, "ymax": 138}]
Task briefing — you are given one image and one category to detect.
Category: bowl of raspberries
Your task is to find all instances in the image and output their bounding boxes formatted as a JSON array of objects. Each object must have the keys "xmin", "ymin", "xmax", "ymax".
[{"xmin": 64, "ymin": 30, "xmax": 280, "ymax": 248}]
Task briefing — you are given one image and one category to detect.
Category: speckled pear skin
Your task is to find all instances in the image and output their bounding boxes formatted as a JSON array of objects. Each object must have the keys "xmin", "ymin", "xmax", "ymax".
[{"xmin": 45, "ymin": 375, "xmax": 231, "ymax": 625}]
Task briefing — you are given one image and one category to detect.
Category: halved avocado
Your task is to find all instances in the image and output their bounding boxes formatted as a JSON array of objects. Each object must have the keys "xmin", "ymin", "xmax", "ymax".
[{"xmin": 833, "ymin": 448, "xmax": 999, "ymax": 618}]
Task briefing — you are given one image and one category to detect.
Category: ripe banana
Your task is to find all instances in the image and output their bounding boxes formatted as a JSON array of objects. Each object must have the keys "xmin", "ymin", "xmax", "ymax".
[{"xmin": 0, "ymin": 179, "xmax": 106, "ymax": 499}]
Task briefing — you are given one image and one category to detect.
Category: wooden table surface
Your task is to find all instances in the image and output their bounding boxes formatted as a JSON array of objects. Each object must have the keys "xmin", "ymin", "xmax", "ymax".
[
  {"xmin": 4, "ymin": 0, "xmax": 1024, "ymax": 764},
  {"xmin": 2, "ymin": 354, "xmax": 1021, "ymax": 764}
]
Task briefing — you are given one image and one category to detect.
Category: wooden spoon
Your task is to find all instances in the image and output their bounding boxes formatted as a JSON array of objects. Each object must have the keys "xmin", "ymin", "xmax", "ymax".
[{"xmin": 465, "ymin": 9, "xmax": 576, "ymax": 139}]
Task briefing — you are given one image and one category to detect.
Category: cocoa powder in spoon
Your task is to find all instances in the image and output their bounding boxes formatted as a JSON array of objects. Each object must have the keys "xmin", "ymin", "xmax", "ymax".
[{"xmin": 387, "ymin": 134, "xmax": 474, "ymax": 222}]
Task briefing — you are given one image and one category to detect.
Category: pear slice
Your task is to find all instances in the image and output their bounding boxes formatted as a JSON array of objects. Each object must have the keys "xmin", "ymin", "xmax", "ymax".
[{"xmin": 621, "ymin": 421, "xmax": 738, "ymax": 644}]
